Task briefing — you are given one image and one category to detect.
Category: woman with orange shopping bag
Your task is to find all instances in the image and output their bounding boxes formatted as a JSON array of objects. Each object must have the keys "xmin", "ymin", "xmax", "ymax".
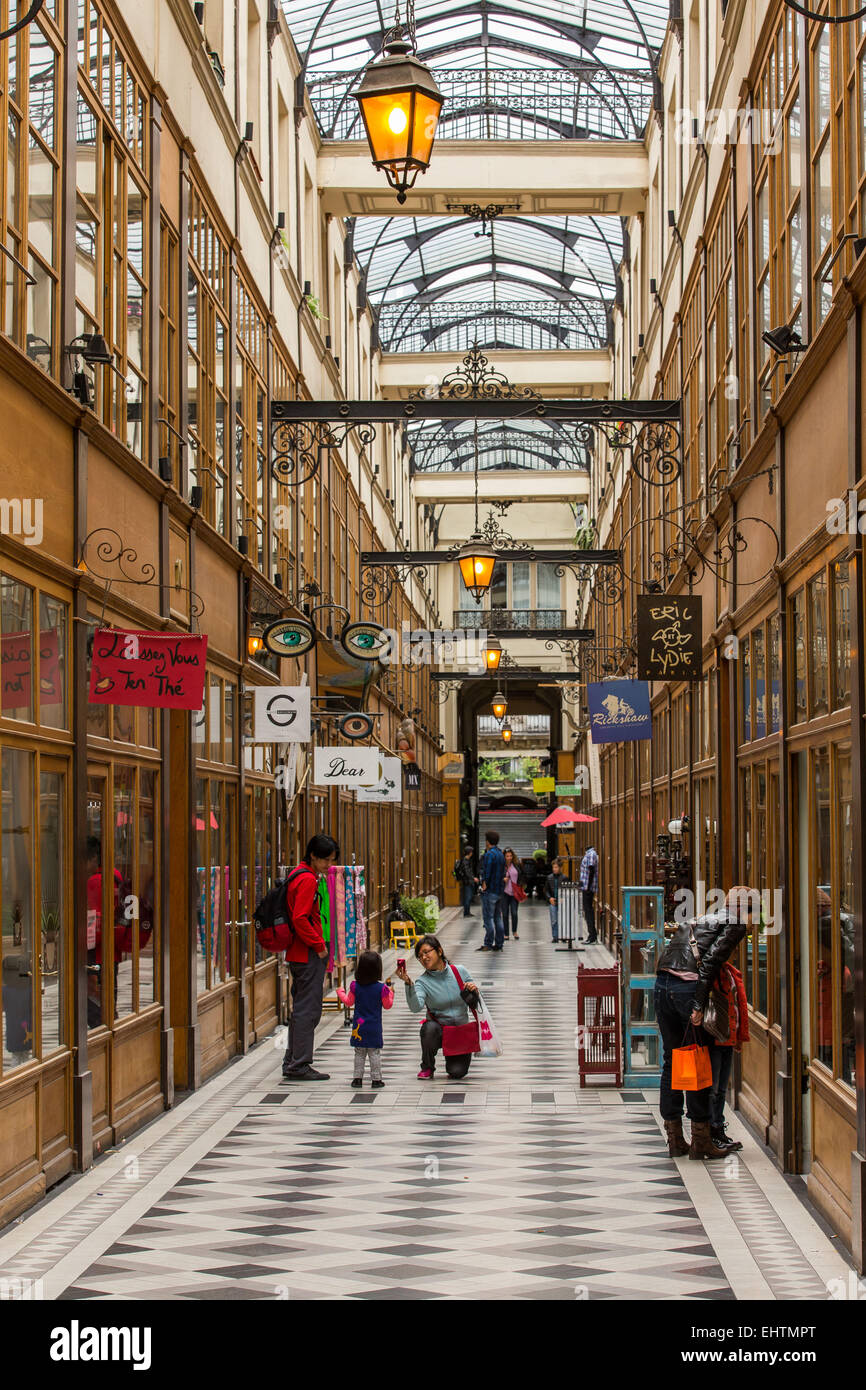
[{"xmin": 654, "ymin": 887, "xmax": 752, "ymax": 1161}]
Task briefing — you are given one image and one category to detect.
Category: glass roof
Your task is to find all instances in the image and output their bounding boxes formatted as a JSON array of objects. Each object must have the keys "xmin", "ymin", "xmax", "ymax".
[
  {"xmin": 354, "ymin": 212, "xmax": 622, "ymax": 353},
  {"xmin": 284, "ymin": 0, "xmax": 667, "ymax": 140}
]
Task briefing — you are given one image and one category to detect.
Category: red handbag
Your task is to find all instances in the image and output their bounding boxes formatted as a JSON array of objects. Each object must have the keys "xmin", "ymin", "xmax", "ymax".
[
  {"xmin": 429, "ymin": 964, "xmax": 480, "ymax": 1056},
  {"xmin": 513, "ymin": 884, "xmax": 527, "ymax": 903}
]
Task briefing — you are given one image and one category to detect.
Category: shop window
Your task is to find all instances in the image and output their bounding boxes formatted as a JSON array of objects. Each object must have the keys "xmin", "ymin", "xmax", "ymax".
[
  {"xmin": 831, "ymin": 558, "xmax": 850, "ymax": 708},
  {"xmin": 194, "ymin": 776, "xmax": 235, "ymax": 993},
  {"xmin": 753, "ymin": 626, "xmax": 766, "ymax": 739},
  {"xmin": 813, "ymin": 748, "xmax": 832, "ymax": 1070},
  {"xmin": 158, "ymin": 218, "xmax": 180, "ymax": 486},
  {"xmin": 187, "ymin": 187, "xmax": 230, "ymax": 535},
  {"xmin": 2, "ymin": 748, "xmax": 68, "ymax": 1071},
  {"xmin": 2, "ymin": 576, "xmax": 69, "ymax": 730},
  {"xmin": 807, "ymin": 572, "xmax": 829, "ymax": 717},
  {"xmin": 768, "ymin": 613, "xmax": 781, "ymax": 732},
  {"xmin": 741, "ymin": 633, "xmax": 751, "ymax": 743},
  {"xmin": 836, "ymin": 746, "xmax": 854, "ymax": 1087},
  {"xmin": 753, "ymin": 767, "xmax": 768, "ymax": 1016},
  {"xmin": 791, "ymin": 589, "xmax": 807, "ymax": 722}
]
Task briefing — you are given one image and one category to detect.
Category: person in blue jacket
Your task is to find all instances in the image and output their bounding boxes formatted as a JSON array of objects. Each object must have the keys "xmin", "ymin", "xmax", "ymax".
[{"xmin": 477, "ymin": 829, "xmax": 506, "ymax": 951}]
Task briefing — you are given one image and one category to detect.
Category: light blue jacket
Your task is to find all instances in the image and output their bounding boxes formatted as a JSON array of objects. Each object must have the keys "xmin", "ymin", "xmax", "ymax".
[{"xmin": 404, "ymin": 962, "xmax": 475, "ymax": 1025}]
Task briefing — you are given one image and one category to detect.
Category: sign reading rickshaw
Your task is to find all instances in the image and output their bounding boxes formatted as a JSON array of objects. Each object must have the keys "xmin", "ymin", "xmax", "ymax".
[
  {"xmin": 88, "ymin": 629, "xmax": 208, "ymax": 710},
  {"xmin": 636, "ymin": 595, "xmax": 702, "ymax": 681}
]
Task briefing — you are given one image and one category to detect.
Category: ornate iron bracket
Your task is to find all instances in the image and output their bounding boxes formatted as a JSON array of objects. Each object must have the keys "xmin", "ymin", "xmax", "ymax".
[
  {"xmin": 443, "ymin": 203, "xmax": 523, "ymax": 237},
  {"xmin": 76, "ymin": 527, "xmax": 205, "ymax": 629},
  {"xmin": 271, "ymin": 410, "xmax": 377, "ymax": 487}
]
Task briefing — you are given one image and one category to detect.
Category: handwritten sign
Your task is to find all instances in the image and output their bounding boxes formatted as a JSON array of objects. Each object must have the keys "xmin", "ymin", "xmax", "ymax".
[
  {"xmin": 636, "ymin": 595, "xmax": 702, "ymax": 682},
  {"xmin": 312, "ymin": 746, "xmax": 378, "ymax": 787},
  {"xmin": 586, "ymin": 680, "xmax": 652, "ymax": 744},
  {"xmin": 2, "ymin": 630, "xmax": 61, "ymax": 711},
  {"xmin": 88, "ymin": 629, "xmax": 208, "ymax": 710}
]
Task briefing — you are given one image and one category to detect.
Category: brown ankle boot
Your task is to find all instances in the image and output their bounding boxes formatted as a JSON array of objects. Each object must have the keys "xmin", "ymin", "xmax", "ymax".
[
  {"xmin": 689, "ymin": 1119, "xmax": 728, "ymax": 1160},
  {"xmin": 664, "ymin": 1119, "xmax": 689, "ymax": 1157}
]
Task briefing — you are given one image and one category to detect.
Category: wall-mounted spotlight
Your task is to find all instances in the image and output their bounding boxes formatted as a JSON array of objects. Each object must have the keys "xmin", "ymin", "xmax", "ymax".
[
  {"xmin": 238, "ymin": 535, "xmax": 249, "ymax": 555},
  {"xmin": 190, "ymin": 484, "xmax": 203, "ymax": 509},
  {"xmin": 194, "ymin": 2, "xmax": 204, "ymax": 22},
  {"xmin": 762, "ymin": 325, "xmax": 807, "ymax": 355},
  {"xmin": 158, "ymin": 457, "xmax": 173, "ymax": 483}
]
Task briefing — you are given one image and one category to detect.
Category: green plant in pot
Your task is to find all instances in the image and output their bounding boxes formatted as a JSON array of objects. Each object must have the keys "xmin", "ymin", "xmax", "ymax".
[{"xmin": 400, "ymin": 894, "xmax": 440, "ymax": 934}]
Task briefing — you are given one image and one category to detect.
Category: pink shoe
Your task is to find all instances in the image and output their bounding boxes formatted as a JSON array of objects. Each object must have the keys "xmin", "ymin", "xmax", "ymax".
[{"xmin": 417, "ymin": 1068, "xmax": 434, "ymax": 1079}]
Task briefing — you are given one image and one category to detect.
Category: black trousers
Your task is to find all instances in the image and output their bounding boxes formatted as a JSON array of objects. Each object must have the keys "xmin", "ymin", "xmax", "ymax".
[
  {"xmin": 582, "ymin": 890, "xmax": 597, "ymax": 940},
  {"xmin": 283, "ymin": 947, "xmax": 327, "ymax": 1074},
  {"xmin": 419, "ymin": 1019, "xmax": 472, "ymax": 1078}
]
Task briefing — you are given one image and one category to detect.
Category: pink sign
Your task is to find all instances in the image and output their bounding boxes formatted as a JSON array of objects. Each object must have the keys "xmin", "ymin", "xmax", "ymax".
[{"xmin": 89, "ymin": 629, "xmax": 208, "ymax": 710}]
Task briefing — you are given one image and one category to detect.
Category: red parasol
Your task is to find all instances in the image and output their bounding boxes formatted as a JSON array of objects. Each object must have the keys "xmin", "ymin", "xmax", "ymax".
[{"xmin": 540, "ymin": 805, "xmax": 598, "ymax": 827}]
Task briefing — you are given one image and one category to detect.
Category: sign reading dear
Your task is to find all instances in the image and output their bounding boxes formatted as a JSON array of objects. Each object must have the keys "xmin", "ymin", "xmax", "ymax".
[
  {"xmin": 636, "ymin": 595, "xmax": 702, "ymax": 681},
  {"xmin": 89, "ymin": 630, "xmax": 208, "ymax": 710},
  {"xmin": 313, "ymin": 746, "xmax": 379, "ymax": 787}
]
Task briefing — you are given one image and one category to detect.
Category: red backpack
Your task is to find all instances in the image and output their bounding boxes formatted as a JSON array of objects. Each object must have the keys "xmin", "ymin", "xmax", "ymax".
[{"xmin": 253, "ymin": 866, "xmax": 309, "ymax": 952}]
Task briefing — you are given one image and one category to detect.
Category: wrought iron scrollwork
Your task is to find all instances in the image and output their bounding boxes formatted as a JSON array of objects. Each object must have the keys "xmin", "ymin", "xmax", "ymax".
[
  {"xmin": 361, "ymin": 563, "xmax": 429, "ymax": 611},
  {"xmin": 543, "ymin": 638, "xmax": 584, "ymax": 665},
  {"xmin": 558, "ymin": 684, "xmax": 582, "ymax": 707},
  {"xmin": 581, "ymin": 641, "xmax": 637, "ymax": 677},
  {"xmin": 591, "ymin": 417, "xmax": 682, "ymax": 487},
  {"xmin": 271, "ymin": 417, "xmax": 377, "ymax": 488},
  {"xmin": 639, "ymin": 513, "xmax": 781, "ymax": 590},
  {"xmin": 555, "ymin": 559, "xmax": 625, "ymax": 609},
  {"xmin": 411, "ymin": 344, "xmax": 542, "ymax": 402},
  {"xmin": 77, "ymin": 527, "xmax": 205, "ymax": 626}
]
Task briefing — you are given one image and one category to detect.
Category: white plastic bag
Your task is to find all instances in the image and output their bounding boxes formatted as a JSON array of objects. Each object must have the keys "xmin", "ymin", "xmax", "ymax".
[{"xmin": 476, "ymin": 994, "xmax": 503, "ymax": 1057}]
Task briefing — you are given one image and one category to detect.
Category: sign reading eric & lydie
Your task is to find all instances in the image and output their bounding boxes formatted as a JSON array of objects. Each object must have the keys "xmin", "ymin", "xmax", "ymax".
[
  {"xmin": 636, "ymin": 595, "xmax": 702, "ymax": 681},
  {"xmin": 89, "ymin": 630, "xmax": 208, "ymax": 710}
]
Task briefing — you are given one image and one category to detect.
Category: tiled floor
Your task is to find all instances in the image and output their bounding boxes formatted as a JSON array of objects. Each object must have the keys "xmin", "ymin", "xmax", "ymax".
[{"xmin": 0, "ymin": 906, "xmax": 851, "ymax": 1300}]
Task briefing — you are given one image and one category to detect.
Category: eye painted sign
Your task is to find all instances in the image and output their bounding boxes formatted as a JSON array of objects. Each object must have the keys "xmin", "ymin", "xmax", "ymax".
[
  {"xmin": 586, "ymin": 680, "xmax": 652, "ymax": 744},
  {"xmin": 253, "ymin": 686, "xmax": 311, "ymax": 742},
  {"xmin": 88, "ymin": 630, "xmax": 207, "ymax": 710},
  {"xmin": 636, "ymin": 595, "xmax": 702, "ymax": 681},
  {"xmin": 313, "ymin": 746, "xmax": 379, "ymax": 787},
  {"xmin": 262, "ymin": 617, "xmax": 316, "ymax": 658}
]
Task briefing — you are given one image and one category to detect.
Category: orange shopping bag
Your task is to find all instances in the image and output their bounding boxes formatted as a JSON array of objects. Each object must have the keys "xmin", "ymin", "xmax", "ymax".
[{"xmin": 672, "ymin": 1025, "xmax": 712, "ymax": 1091}]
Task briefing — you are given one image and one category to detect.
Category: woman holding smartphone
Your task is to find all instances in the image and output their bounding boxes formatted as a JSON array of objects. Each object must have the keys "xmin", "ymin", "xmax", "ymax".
[{"xmin": 396, "ymin": 934, "xmax": 479, "ymax": 1080}]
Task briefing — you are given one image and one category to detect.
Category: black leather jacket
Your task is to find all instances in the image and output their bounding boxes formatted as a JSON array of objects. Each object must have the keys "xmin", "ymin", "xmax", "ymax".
[{"xmin": 657, "ymin": 910, "xmax": 748, "ymax": 1010}]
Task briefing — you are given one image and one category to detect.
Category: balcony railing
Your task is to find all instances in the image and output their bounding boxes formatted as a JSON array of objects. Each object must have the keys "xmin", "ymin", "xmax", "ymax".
[{"xmin": 454, "ymin": 608, "xmax": 565, "ymax": 631}]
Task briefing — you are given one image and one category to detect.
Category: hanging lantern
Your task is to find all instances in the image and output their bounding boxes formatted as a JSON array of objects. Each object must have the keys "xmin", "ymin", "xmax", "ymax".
[
  {"xmin": 491, "ymin": 690, "xmax": 507, "ymax": 721},
  {"xmin": 457, "ymin": 534, "xmax": 496, "ymax": 602},
  {"xmin": 483, "ymin": 635, "xmax": 502, "ymax": 672},
  {"xmin": 353, "ymin": 32, "xmax": 444, "ymax": 205},
  {"xmin": 501, "ymin": 720, "xmax": 513, "ymax": 744}
]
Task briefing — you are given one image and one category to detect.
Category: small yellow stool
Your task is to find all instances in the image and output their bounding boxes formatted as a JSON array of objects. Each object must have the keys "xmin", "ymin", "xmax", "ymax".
[{"xmin": 389, "ymin": 919, "xmax": 421, "ymax": 950}]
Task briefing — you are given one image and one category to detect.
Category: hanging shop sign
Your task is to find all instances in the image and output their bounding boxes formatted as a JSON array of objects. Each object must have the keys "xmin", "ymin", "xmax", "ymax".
[
  {"xmin": 438, "ymin": 751, "xmax": 465, "ymax": 779},
  {"xmin": 403, "ymin": 762, "xmax": 422, "ymax": 791},
  {"xmin": 532, "ymin": 776, "xmax": 555, "ymax": 794},
  {"xmin": 586, "ymin": 680, "xmax": 652, "ymax": 744},
  {"xmin": 88, "ymin": 629, "xmax": 208, "ymax": 710},
  {"xmin": 253, "ymin": 685, "xmax": 311, "ymax": 742},
  {"xmin": 396, "ymin": 716, "xmax": 417, "ymax": 762},
  {"xmin": 313, "ymin": 746, "xmax": 379, "ymax": 787},
  {"xmin": 2, "ymin": 629, "xmax": 62, "ymax": 711},
  {"xmin": 262, "ymin": 617, "xmax": 316, "ymax": 658},
  {"xmin": 425, "ymin": 800, "xmax": 447, "ymax": 816},
  {"xmin": 338, "ymin": 711, "xmax": 375, "ymax": 740},
  {"xmin": 555, "ymin": 782, "xmax": 582, "ymax": 796},
  {"xmin": 636, "ymin": 595, "xmax": 702, "ymax": 681},
  {"xmin": 587, "ymin": 736, "xmax": 602, "ymax": 805},
  {"xmin": 357, "ymin": 755, "xmax": 402, "ymax": 803}
]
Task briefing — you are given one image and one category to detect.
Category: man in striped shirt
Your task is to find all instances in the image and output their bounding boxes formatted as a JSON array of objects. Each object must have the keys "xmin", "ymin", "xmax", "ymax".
[{"xmin": 579, "ymin": 846, "xmax": 599, "ymax": 944}]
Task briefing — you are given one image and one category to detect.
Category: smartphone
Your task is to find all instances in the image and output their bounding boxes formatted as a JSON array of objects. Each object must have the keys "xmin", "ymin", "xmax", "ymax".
[{"xmin": 397, "ymin": 958, "xmax": 406, "ymax": 970}]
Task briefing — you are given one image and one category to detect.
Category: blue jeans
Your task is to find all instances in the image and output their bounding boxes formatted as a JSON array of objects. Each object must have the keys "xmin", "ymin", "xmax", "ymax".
[
  {"xmin": 549, "ymin": 903, "xmax": 558, "ymax": 940},
  {"xmin": 502, "ymin": 894, "xmax": 519, "ymax": 936},
  {"xmin": 461, "ymin": 882, "xmax": 475, "ymax": 915},
  {"xmin": 481, "ymin": 891, "xmax": 504, "ymax": 948},
  {"xmin": 710, "ymin": 1041, "xmax": 734, "ymax": 1128},
  {"xmin": 654, "ymin": 972, "xmax": 711, "ymax": 1122}
]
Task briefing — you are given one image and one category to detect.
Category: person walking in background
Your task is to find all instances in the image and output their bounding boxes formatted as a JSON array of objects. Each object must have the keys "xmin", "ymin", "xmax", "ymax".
[
  {"xmin": 281, "ymin": 833, "xmax": 340, "ymax": 1081},
  {"xmin": 336, "ymin": 949, "xmax": 394, "ymax": 1089},
  {"xmin": 546, "ymin": 856, "xmax": 565, "ymax": 943},
  {"xmin": 454, "ymin": 845, "xmax": 478, "ymax": 917},
  {"xmin": 502, "ymin": 848, "xmax": 525, "ymax": 941},
  {"xmin": 478, "ymin": 829, "xmax": 506, "ymax": 952},
  {"xmin": 579, "ymin": 845, "xmax": 599, "ymax": 944}
]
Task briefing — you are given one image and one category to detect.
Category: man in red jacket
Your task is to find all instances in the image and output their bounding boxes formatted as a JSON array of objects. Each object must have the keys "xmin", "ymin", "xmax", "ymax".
[{"xmin": 282, "ymin": 833, "xmax": 340, "ymax": 1080}]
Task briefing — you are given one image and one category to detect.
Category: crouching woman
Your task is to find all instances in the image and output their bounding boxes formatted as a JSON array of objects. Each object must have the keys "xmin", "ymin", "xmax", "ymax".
[{"xmin": 397, "ymin": 934, "xmax": 479, "ymax": 1080}]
